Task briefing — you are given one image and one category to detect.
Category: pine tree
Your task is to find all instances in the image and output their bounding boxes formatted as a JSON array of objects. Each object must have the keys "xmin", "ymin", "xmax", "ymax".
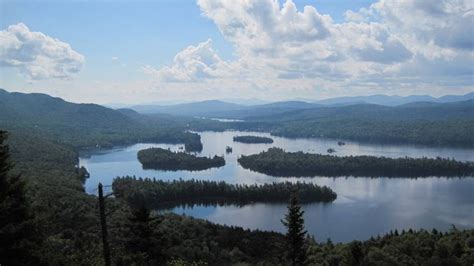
[
  {"xmin": 281, "ymin": 189, "xmax": 307, "ymax": 265},
  {"xmin": 0, "ymin": 130, "xmax": 41, "ymax": 264},
  {"xmin": 123, "ymin": 206, "xmax": 164, "ymax": 264}
]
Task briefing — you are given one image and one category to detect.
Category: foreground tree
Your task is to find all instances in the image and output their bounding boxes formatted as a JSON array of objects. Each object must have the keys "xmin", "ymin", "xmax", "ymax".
[
  {"xmin": 0, "ymin": 131, "xmax": 41, "ymax": 264},
  {"xmin": 121, "ymin": 206, "xmax": 164, "ymax": 265},
  {"xmin": 282, "ymin": 190, "xmax": 307, "ymax": 265}
]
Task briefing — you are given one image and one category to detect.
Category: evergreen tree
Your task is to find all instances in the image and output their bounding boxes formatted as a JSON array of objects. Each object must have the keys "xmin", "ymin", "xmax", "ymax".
[
  {"xmin": 0, "ymin": 130, "xmax": 41, "ymax": 264},
  {"xmin": 123, "ymin": 206, "xmax": 164, "ymax": 265},
  {"xmin": 281, "ymin": 189, "xmax": 307, "ymax": 265}
]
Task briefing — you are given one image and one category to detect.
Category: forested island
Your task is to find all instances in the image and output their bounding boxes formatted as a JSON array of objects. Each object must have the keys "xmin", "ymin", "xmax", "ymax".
[
  {"xmin": 238, "ymin": 148, "xmax": 474, "ymax": 177},
  {"xmin": 137, "ymin": 148, "xmax": 225, "ymax": 171},
  {"xmin": 113, "ymin": 177, "xmax": 337, "ymax": 208},
  {"xmin": 233, "ymin": 135, "xmax": 274, "ymax": 144}
]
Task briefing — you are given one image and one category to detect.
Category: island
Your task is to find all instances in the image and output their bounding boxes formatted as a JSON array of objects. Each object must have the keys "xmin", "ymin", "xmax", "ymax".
[
  {"xmin": 137, "ymin": 147, "xmax": 225, "ymax": 171},
  {"xmin": 238, "ymin": 147, "xmax": 474, "ymax": 178},
  {"xmin": 233, "ymin": 135, "xmax": 274, "ymax": 144},
  {"xmin": 113, "ymin": 176, "xmax": 337, "ymax": 209}
]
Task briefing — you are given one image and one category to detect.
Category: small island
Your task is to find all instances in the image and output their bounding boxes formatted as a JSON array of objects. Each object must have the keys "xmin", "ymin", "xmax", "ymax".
[
  {"xmin": 113, "ymin": 176, "xmax": 337, "ymax": 209},
  {"xmin": 238, "ymin": 147, "xmax": 474, "ymax": 178},
  {"xmin": 138, "ymin": 147, "xmax": 225, "ymax": 171},
  {"xmin": 233, "ymin": 135, "xmax": 274, "ymax": 144}
]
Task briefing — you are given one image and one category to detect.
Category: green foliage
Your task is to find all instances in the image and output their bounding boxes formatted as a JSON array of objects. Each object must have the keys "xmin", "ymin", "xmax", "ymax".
[
  {"xmin": 306, "ymin": 229, "xmax": 474, "ymax": 266},
  {"xmin": 282, "ymin": 191, "xmax": 307, "ymax": 265},
  {"xmin": 238, "ymin": 147, "xmax": 474, "ymax": 177},
  {"xmin": 113, "ymin": 177, "xmax": 337, "ymax": 209},
  {"xmin": 189, "ymin": 100, "xmax": 474, "ymax": 147},
  {"xmin": 137, "ymin": 148, "xmax": 225, "ymax": 171},
  {"xmin": 120, "ymin": 207, "xmax": 164, "ymax": 265},
  {"xmin": 0, "ymin": 131, "xmax": 42, "ymax": 265},
  {"xmin": 233, "ymin": 135, "xmax": 274, "ymax": 144},
  {"xmin": 0, "ymin": 89, "xmax": 203, "ymax": 151},
  {"xmin": 2, "ymin": 89, "xmax": 474, "ymax": 265}
]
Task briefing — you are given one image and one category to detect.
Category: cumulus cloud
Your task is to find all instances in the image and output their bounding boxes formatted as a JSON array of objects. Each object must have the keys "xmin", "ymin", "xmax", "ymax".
[
  {"xmin": 371, "ymin": 0, "xmax": 474, "ymax": 52},
  {"xmin": 143, "ymin": 39, "xmax": 237, "ymax": 82},
  {"xmin": 0, "ymin": 23, "xmax": 84, "ymax": 80},
  {"xmin": 143, "ymin": 0, "xmax": 473, "ymax": 99}
]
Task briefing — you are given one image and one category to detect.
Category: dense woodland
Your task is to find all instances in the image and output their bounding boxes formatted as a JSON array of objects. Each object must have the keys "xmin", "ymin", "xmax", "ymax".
[
  {"xmin": 238, "ymin": 147, "xmax": 474, "ymax": 178},
  {"xmin": 1, "ymin": 90, "xmax": 474, "ymax": 264},
  {"xmin": 0, "ymin": 89, "xmax": 203, "ymax": 152},
  {"xmin": 233, "ymin": 135, "xmax": 274, "ymax": 144},
  {"xmin": 187, "ymin": 100, "xmax": 474, "ymax": 147},
  {"xmin": 112, "ymin": 177, "xmax": 337, "ymax": 209},
  {"xmin": 138, "ymin": 148, "xmax": 225, "ymax": 171}
]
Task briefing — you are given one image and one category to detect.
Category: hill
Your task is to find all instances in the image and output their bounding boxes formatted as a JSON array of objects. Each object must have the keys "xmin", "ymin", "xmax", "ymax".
[
  {"xmin": 131, "ymin": 100, "xmax": 246, "ymax": 116},
  {"xmin": 314, "ymin": 92, "xmax": 474, "ymax": 106},
  {"xmin": 0, "ymin": 88, "xmax": 201, "ymax": 150},
  {"xmin": 185, "ymin": 100, "xmax": 474, "ymax": 147}
]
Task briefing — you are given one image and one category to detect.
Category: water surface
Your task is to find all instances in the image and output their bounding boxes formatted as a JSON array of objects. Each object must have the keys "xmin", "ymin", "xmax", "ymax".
[{"xmin": 80, "ymin": 131, "xmax": 474, "ymax": 242}]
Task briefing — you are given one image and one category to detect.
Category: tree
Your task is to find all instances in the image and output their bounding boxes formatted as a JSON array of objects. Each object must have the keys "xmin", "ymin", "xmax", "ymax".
[
  {"xmin": 281, "ymin": 189, "xmax": 307, "ymax": 265},
  {"xmin": 123, "ymin": 206, "xmax": 164, "ymax": 264},
  {"xmin": 0, "ymin": 130, "xmax": 41, "ymax": 264}
]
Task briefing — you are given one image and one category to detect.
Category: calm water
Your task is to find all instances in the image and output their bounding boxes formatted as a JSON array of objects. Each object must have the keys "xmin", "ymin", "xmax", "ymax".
[{"xmin": 80, "ymin": 131, "xmax": 474, "ymax": 242}]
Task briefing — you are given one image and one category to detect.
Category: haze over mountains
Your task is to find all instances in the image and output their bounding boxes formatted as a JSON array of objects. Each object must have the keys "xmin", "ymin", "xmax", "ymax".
[
  {"xmin": 127, "ymin": 91, "xmax": 474, "ymax": 117},
  {"xmin": 2, "ymin": 88, "xmax": 473, "ymax": 147}
]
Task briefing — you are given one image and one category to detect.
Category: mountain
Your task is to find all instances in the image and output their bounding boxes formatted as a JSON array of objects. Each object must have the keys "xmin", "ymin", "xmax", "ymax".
[
  {"xmin": 0, "ymin": 88, "xmax": 138, "ymax": 128},
  {"xmin": 438, "ymin": 92, "xmax": 474, "ymax": 102},
  {"xmin": 0, "ymin": 88, "xmax": 194, "ymax": 148},
  {"xmin": 131, "ymin": 100, "xmax": 247, "ymax": 116},
  {"xmin": 244, "ymin": 100, "xmax": 474, "ymax": 123},
  {"xmin": 314, "ymin": 92, "xmax": 474, "ymax": 106}
]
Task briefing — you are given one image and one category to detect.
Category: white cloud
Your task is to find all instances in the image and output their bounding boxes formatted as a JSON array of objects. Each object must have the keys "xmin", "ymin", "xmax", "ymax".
[
  {"xmin": 0, "ymin": 23, "xmax": 84, "ymax": 80},
  {"xmin": 143, "ymin": 39, "xmax": 237, "ymax": 82},
  {"xmin": 141, "ymin": 0, "xmax": 473, "ymax": 100}
]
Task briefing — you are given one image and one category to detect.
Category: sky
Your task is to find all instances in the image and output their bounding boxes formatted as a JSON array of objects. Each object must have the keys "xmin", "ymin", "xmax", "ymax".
[{"xmin": 0, "ymin": 0, "xmax": 473, "ymax": 104}]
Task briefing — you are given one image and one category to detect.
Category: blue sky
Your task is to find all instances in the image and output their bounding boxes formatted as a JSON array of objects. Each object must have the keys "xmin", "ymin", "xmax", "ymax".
[{"xmin": 0, "ymin": 0, "xmax": 472, "ymax": 104}]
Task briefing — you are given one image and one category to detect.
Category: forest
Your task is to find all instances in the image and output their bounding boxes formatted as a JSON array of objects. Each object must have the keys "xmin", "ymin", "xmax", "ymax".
[
  {"xmin": 233, "ymin": 135, "xmax": 274, "ymax": 144},
  {"xmin": 137, "ymin": 148, "xmax": 225, "ymax": 171},
  {"xmin": 2, "ymin": 126, "xmax": 474, "ymax": 265},
  {"xmin": 112, "ymin": 176, "xmax": 337, "ymax": 209},
  {"xmin": 238, "ymin": 147, "xmax": 474, "ymax": 177},
  {"xmin": 2, "ymin": 90, "xmax": 474, "ymax": 265},
  {"xmin": 186, "ymin": 100, "xmax": 474, "ymax": 147},
  {"xmin": 0, "ymin": 89, "xmax": 203, "ymax": 152}
]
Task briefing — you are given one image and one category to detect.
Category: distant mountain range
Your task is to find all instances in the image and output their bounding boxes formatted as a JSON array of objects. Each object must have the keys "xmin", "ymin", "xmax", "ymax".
[
  {"xmin": 128, "ymin": 92, "xmax": 474, "ymax": 117},
  {"xmin": 1, "ymin": 88, "xmax": 473, "ymax": 147},
  {"xmin": 313, "ymin": 92, "xmax": 474, "ymax": 106}
]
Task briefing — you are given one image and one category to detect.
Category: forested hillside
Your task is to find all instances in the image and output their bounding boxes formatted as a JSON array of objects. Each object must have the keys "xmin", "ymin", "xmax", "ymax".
[
  {"xmin": 0, "ymin": 89, "xmax": 202, "ymax": 151},
  {"xmin": 2, "ymin": 90, "xmax": 474, "ymax": 264},
  {"xmin": 187, "ymin": 100, "xmax": 474, "ymax": 147}
]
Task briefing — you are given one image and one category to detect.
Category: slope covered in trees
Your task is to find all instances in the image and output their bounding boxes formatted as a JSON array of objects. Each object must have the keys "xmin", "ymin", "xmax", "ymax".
[
  {"xmin": 1, "ymin": 89, "xmax": 473, "ymax": 264},
  {"xmin": 187, "ymin": 100, "xmax": 474, "ymax": 147},
  {"xmin": 137, "ymin": 148, "xmax": 225, "ymax": 171},
  {"xmin": 2, "ymin": 127, "xmax": 474, "ymax": 264},
  {"xmin": 112, "ymin": 177, "xmax": 337, "ymax": 209},
  {"xmin": 0, "ymin": 89, "xmax": 202, "ymax": 151},
  {"xmin": 238, "ymin": 148, "xmax": 474, "ymax": 177}
]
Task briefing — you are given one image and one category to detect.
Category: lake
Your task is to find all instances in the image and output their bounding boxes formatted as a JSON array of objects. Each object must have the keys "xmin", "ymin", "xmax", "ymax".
[{"xmin": 80, "ymin": 131, "xmax": 474, "ymax": 243}]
